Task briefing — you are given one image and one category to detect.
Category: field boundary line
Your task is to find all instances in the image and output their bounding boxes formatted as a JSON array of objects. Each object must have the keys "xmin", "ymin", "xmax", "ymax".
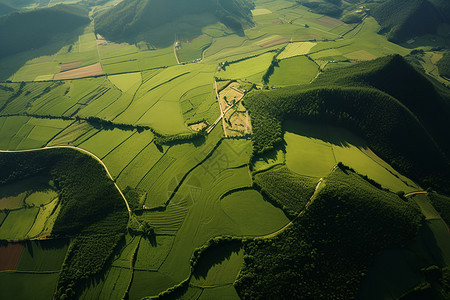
[
  {"xmin": 0, "ymin": 146, "xmax": 132, "ymax": 219},
  {"xmin": 255, "ymin": 178, "xmax": 323, "ymax": 240}
]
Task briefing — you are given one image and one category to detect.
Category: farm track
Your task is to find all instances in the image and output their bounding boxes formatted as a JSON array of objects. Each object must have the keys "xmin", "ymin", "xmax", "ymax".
[
  {"xmin": 255, "ymin": 178, "xmax": 323, "ymax": 239},
  {"xmin": 0, "ymin": 146, "xmax": 132, "ymax": 219},
  {"xmin": 405, "ymin": 191, "xmax": 450, "ymax": 233}
]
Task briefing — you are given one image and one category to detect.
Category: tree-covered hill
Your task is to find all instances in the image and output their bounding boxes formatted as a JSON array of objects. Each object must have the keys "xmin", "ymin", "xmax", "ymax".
[
  {"xmin": 0, "ymin": 4, "xmax": 90, "ymax": 59},
  {"xmin": 236, "ymin": 166, "xmax": 422, "ymax": 299},
  {"xmin": 371, "ymin": 0, "xmax": 450, "ymax": 42},
  {"xmin": 244, "ymin": 55, "xmax": 450, "ymax": 193},
  {"xmin": 94, "ymin": 0, "xmax": 254, "ymax": 47}
]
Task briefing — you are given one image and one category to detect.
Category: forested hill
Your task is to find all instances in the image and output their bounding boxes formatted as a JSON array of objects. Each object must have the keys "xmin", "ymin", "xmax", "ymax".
[
  {"xmin": 0, "ymin": 4, "xmax": 90, "ymax": 59},
  {"xmin": 313, "ymin": 54, "xmax": 450, "ymax": 159},
  {"xmin": 94, "ymin": 0, "xmax": 254, "ymax": 47},
  {"xmin": 372, "ymin": 0, "xmax": 450, "ymax": 42},
  {"xmin": 245, "ymin": 55, "xmax": 450, "ymax": 193}
]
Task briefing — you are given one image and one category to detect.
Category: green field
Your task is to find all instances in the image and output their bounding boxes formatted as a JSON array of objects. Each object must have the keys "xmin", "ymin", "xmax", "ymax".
[
  {"xmin": 269, "ymin": 55, "xmax": 319, "ymax": 86},
  {"xmin": 219, "ymin": 53, "xmax": 275, "ymax": 83},
  {"xmin": 17, "ymin": 240, "xmax": 68, "ymax": 271},
  {"xmin": 191, "ymin": 241, "xmax": 244, "ymax": 287},
  {"xmin": 220, "ymin": 190, "xmax": 289, "ymax": 236},
  {"xmin": 0, "ymin": 272, "xmax": 60, "ymax": 300},
  {"xmin": 278, "ymin": 42, "xmax": 317, "ymax": 60},
  {"xmin": 128, "ymin": 270, "xmax": 176, "ymax": 299},
  {"xmin": 284, "ymin": 120, "xmax": 418, "ymax": 192},
  {"xmin": 25, "ymin": 190, "xmax": 58, "ymax": 206},
  {"xmin": 0, "ymin": 208, "xmax": 39, "ymax": 240}
]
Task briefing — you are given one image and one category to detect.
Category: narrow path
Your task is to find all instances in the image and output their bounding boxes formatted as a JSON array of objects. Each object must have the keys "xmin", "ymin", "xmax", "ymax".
[
  {"xmin": 173, "ymin": 42, "xmax": 181, "ymax": 65},
  {"xmin": 256, "ymin": 179, "xmax": 323, "ymax": 239},
  {"xmin": 0, "ymin": 146, "xmax": 132, "ymax": 219},
  {"xmin": 405, "ymin": 191, "xmax": 427, "ymax": 197}
]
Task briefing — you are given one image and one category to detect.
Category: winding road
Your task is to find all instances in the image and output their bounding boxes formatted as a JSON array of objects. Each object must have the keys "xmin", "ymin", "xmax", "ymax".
[{"xmin": 0, "ymin": 146, "xmax": 132, "ymax": 219}]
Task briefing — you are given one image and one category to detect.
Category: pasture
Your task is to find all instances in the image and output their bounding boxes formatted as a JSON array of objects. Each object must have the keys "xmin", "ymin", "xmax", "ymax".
[
  {"xmin": 0, "ymin": 208, "xmax": 39, "ymax": 240},
  {"xmin": 284, "ymin": 120, "xmax": 418, "ymax": 192},
  {"xmin": 278, "ymin": 42, "xmax": 317, "ymax": 60},
  {"xmin": 219, "ymin": 53, "xmax": 275, "ymax": 82},
  {"xmin": 17, "ymin": 240, "xmax": 68, "ymax": 271},
  {"xmin": 269, "ymin": 55, "xmax": 319, "ymax": 86},
  {"xmin": 220, "ymin": 190, "xmax": 289, "ymax": 236},
  {"xmin": 0, "ymin": 272, "xmax": 60, "ymax": 300}
]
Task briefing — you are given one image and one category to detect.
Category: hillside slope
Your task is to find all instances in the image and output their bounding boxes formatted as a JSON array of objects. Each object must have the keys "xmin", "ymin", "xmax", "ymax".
[
  {"xmin": 0, "ymin": 4, "xmax": 90, "ymax": 59},
  {"xmin": 372, "ymin": 0, "xmax": 450, "ymax": 42},
  {"xmin": 94, "ymin": 0, "xmax": 254, "ymax": 47},
  {"xmin": 245, "ymin": 55, "xmax": 450, "ymax": 193}
]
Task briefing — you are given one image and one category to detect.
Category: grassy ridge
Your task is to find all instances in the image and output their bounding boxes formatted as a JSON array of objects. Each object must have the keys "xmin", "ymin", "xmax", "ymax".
[
  {"xmin": 235, "ymin": 166, "xmax": 422, "ymax": 299},
  {"xmin": 244, "ymin": 55, "xmax": 450, "ymax": 193}
]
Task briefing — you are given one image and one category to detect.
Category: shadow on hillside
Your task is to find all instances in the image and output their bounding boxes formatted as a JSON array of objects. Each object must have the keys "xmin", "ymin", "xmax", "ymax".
[
  {"xmin": 283, "ymin": 119, "xmax": 367, "ymax": 149},
  {"xmin": 0, "ymin": 26, "xmax": 84, "ymax": 81},
  {"xmin": 193, "ymin": 240, "xmax": 242, "ymax": 280}
]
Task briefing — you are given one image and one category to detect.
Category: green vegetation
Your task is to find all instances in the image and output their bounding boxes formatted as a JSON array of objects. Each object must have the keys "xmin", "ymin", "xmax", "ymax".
[
  {"xmin": 269, "ymin": 55, "xmax": 319, "ymax": 86},
  {"xmin": 236, "ymin": 166, "xmax": 422, "ymax": 299},
  {"xmin": 245, "ymin": 55, "xmax": 450, "ymax": 194},
  {"xmin": 254, "ymin": 166, "xmax": 317, "ymax": 216},
  {"xmin": 0, "ymin": 0, "xmax": 448, "ymax": 298},
  {"xmin": 437, "ymin": 51, "xmax": 450, "ymax": 78},
  {"xmin": 0, "ymin": 272, "xmax": 60, "ymax": 300},
  {"xmin": 0, "ymin": 148, "xmax": 128, "ymax": 298},
  {"xmin": 0, "ymin": 4, "xmax": 89, "ymax": 59},
  {"xmin": 220, "ymin": 189, "xmax": 289, "ymax": 236},
  {"xmin": 429, "ymin": 192, "xmax": 450, "ymax": 225},
  {"xmin": 372, "ymin": 0, "xmax": 450, "ymax": 42},
  {"xmin": 17, "ymin": 240, "xmax": 69, "ymax": 271},
  {"xmin": 95, "ymin": 0, "xmax": 254, "ymax": 47}
]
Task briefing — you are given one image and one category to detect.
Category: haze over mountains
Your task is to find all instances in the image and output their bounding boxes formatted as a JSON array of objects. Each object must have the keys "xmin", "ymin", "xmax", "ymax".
[
  {"xmin": 373, "ymin": 0, "xmax": 450, "ymax": 42},
  {"xmin": 95, "ymin": 0, "xmax": 255, "ymax": 46}
]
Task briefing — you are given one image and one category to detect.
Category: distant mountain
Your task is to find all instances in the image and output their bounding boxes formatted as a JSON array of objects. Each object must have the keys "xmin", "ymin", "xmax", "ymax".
[
  {"xmin": 372, "ymin": 0, "xmax": 450, "ymax": 42},
  {"xmin": 0, "ymin": 4, "xmax": 90, "ymax": 59},
  {"xmin": 94, "ymin": 0, "xmax": 254, "ymax": 47},
  {"xmin": 0, "ymin": 2, "xmax": 16, "ymax": 16}
]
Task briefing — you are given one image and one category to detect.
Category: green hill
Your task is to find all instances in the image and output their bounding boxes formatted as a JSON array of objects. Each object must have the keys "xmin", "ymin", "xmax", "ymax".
[
  {"xmin": 94, "ymin": 0, "xmax": 254, "ymax": 47},
  {"xmin": 372, "ymin": 0, "xmax": 450, "ymax": 42},
  {"xmin": 246, "ymin": 55, "xmax": 450, "ymax": 193},
  {"xmin": 236, "ymin": 166, "xmax": 422, "ymax": 299},
  {"xmin": 0, "ymin": 4, "xmax": 90, "ymax": 59}
]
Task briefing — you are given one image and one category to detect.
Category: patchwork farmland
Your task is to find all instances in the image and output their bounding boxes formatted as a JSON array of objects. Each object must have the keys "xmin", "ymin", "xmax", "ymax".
[{"xmin": 0, "ymin": 0, "xmax": 449, "ymax": 299}]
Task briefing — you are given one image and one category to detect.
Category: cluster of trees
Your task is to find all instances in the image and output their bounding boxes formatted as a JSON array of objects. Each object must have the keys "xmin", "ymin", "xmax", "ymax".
[
  {"xmin": 84, "ymin": 116, "xmax": 151, "ymax": 132},
  {"xmin": 245, "ymin": 55, "xmax": 450, "ymax": 194},
  {"xmin": 55, "ymin": 211, "xmax": 128, "ymax": 299},
  {"xmin": 428, "ymin": 191, "xmax": 450, "ymax": 225},
  {"xmin": 154, "ymin": 131, "xmax": 206, "ymax": 146},
  {"xmin": 0, "ymin": 149, "xmax": 129, "ymax": 298},
  {"xmin": 190, "ymin": 236, "xmax": 241, "ymax": 269},
  {"xmin": 235, "ymin": 167, "xmax": 422, "ymax": 299},
  {"xmin": 253, "ymin": 166, "xmax": 316, "ymax": 217},
  {"xmin": 437, "ymin": 51, "xmax": 450, "ymax": 78}
]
